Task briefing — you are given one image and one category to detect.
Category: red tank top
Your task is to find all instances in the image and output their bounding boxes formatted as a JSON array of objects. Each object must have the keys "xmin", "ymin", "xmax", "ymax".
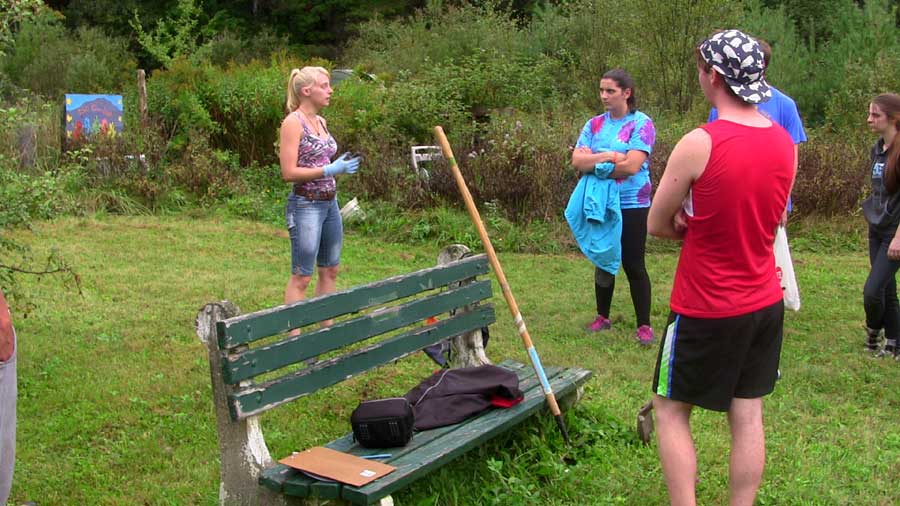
[{"xmin": 670, "ymin": 119, "xmax": 794, "ymax": 318}]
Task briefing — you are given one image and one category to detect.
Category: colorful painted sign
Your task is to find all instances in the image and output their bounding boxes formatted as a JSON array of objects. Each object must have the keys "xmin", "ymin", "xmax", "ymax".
[{"xmin": 65, "ymin": 94, "xmax": 123, "ymax": 141}]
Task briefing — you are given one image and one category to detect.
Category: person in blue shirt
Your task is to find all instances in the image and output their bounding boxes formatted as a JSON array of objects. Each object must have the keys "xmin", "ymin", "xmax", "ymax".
[
  {"xmin": 571, "ymin": 68, "xmax": 657, "ymax": 345},
  {"xmin": 709, "ymin": 38, "xmax": 807, "ymax": 222}
]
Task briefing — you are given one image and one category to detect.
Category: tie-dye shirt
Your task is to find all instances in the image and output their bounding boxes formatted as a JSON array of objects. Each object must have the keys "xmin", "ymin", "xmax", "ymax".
[
  {"xmin": 574, "ymin": 111, "xmax": 656, "ymax": 209},
  {"xmin": 292, "ymin": 111, "xmax": 337, "ymax": 195}
]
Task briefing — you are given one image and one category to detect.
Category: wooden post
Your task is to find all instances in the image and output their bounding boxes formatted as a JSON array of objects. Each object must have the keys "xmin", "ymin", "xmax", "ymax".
[
  {"xmin": 137, "ymin": 69, "xmax": 148, "ymax": 128},
  {"xmin": 436, "ymin": 244, "xmax": 492, "ymax": 369},
  {"xmin": 16, "ymin": 124, "xmax": 36, "ymax": 170},
  {"xmin": 196, "ymin": 301, "xmax": 303, "ymax": 506}
]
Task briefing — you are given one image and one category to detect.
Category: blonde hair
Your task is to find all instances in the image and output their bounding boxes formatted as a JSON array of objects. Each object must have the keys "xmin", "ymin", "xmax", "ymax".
[{"xmin": 285, "ymin": 66, "xmax": 330, "ymax": 113}]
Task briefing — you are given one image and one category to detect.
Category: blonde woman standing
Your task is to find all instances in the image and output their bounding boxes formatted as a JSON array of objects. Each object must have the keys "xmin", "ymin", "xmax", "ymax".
[{"xmin": 279, "ymin": 66, "xmax": 360, "ymax": 311}]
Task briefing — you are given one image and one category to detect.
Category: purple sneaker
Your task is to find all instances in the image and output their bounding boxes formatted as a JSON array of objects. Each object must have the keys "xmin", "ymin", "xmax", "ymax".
[
  {"xmin": 635, "ymin": 325, "xmax": 655, "ymax": 345},
  {"xmin": 587, "ymin": 315, "xmax": 612, "ymax": 332}
]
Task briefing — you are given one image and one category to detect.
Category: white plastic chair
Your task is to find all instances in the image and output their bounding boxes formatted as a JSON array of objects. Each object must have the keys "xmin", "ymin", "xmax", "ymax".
[{"xmin": 410, "ymin": 145, "xmax": 443, "ymax": 180}]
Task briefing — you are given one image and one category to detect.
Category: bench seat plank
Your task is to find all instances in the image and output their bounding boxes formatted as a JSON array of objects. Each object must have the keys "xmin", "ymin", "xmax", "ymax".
[
  {"xmin": 260, "ymin": 360, "xmax": 592, "ymax": 505},
  {"xmin": 343, "ymin": 365, "xmax": 591, "ymax": 505},
  {"xmin": 265, "ymin": 362, "xmax": 540, "ymax": 497},
  {"xmin": 259, "ymin": 362, "xmax": 536, "ymax": 495}
]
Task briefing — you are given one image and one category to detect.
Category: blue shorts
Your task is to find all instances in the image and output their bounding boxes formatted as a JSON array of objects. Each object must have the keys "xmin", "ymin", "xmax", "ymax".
[{"xmin": 286, "ymin": 194, "xmax": 343, "ymax": 276}]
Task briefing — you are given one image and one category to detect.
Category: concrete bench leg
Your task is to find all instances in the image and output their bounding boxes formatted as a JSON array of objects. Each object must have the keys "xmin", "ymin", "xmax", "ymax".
[{"xmin": 198, "ymin": 301, "xmax": 304, "ymax": 506}]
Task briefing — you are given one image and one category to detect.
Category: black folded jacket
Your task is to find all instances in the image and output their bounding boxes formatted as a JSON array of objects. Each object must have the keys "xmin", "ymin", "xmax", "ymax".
[{"xmin": 404, "ymin": 365, "xmax": 522, "ymax": 430}]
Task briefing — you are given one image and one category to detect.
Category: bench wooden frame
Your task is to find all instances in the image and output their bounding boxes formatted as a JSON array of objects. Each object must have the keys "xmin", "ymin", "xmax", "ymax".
[{"xmin": 197, "ymin": 251, "xmax": 591, "ymax": 506}]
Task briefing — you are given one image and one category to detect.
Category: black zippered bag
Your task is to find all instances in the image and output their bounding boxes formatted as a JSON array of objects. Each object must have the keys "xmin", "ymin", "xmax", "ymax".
[{"xmin": 351, "ymin": 397, "xmax": 415, "ymax": 448}]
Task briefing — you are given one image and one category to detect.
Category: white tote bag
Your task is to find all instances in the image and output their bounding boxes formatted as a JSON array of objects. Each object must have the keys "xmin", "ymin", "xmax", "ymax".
[{"xmin": 774, "ymin": 226, "xmax": 800, "ymax": 311}]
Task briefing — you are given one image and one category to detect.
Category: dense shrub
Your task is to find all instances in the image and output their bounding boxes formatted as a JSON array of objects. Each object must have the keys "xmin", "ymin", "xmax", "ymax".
[
  {"xmin": 345, "ymin": 2, "xmax": 536, "ymax": 79},
  {"xmin": 1, "ymin": 13, "xmax": 136, "ymax": 98},
  {"xmin": 793, "ymin": 128, "xmax": 871, "ymax": 217},
  {"xmin": 741, "ymin": 0, "xmax": 900, "ymax": 125},
  {"xmin": 443, "ymin": 109, "xmax": 578, "ymax": 222},
  {"xmin": 0, "ymin": 93, "xmax": 62, "ymax": 171},
  {"xmin": 523, "ymin": 1, "xmax": 638, "ymax": 108},
  {"xmin": 146, "ymin": 54, "xmax": 318, "ymax": 165},
  {"xmin": 614, "ymin": 0, "xmax": 743, "ymax": 113},
  {"xmin": 191, "ymin": 29, "xmax": 290, "ymax": 68},
  {"xmin": 322, "ymin": 78, "xmax": 390, "ymax": 149}
]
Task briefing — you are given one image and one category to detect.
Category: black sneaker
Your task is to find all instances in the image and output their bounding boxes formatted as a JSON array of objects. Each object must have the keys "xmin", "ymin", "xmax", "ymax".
[
  {"xmin": 874, "ymin": 347, "xmax": 896, "ymax": 358},
  {"xmin": 874, "ymin": 338, "xmax": 897, "ymax": 358},
  {"xmin": 866, "ymin": 327, "xmax": 882, "ymax": 351}
]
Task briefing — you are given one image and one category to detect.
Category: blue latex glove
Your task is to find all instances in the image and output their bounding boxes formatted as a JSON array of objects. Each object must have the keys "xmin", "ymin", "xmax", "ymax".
[{"xmin": 323, "ymin": 153, "xmax": 360, "ymax": 177}]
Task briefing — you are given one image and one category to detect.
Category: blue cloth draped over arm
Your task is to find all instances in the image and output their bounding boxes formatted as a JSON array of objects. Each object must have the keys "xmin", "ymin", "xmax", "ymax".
[{"xmin": 564, "ymin": 161, "xmax": 622, "ymax": 275}]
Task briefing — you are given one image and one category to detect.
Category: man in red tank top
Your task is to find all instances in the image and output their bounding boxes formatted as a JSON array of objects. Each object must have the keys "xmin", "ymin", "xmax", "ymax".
[{"xmin": 647, "ymin": 30, "xmax": 795, "ymax": 506}]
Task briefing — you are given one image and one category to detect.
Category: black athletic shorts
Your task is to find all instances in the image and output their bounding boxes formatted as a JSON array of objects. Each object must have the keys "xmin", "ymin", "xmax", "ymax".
[{"xmin": 652, "ymin": 300, "xmax": 784, "ymax": 412}]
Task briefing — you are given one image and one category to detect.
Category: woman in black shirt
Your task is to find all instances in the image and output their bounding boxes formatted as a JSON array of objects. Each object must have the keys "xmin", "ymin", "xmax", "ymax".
[{"xmin": 861, "ymin": 93, "xmax": 900, "ymax": 357}]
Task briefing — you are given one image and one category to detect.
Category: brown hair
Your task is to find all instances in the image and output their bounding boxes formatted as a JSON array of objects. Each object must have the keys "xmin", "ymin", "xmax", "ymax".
[
  {"xmin": 757, "ymin": 39, "xmax": 772, "ymax": 68},
  {"xmin": 602, "ymin": 68, "xmax": 638, "ymax": 113},
  {"xmin": 873, "ymin": 93, "xmax": 900, "ymax": 193},
  {"xmin": 694, "ymin": 44, "xmax": 739, "ymax": 101},
  {"xmin": 285, "ymin": 66, "xmax": 330, "ymax": 114}
]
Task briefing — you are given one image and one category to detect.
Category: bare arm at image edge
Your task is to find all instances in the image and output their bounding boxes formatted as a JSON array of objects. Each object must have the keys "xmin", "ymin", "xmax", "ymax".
[{"xmin": 0, "ymin": 290, "xmax": 14, "ymax": 362}]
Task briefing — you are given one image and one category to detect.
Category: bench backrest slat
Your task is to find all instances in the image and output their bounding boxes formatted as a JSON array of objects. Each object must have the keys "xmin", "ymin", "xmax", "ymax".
[
  {"xmin": 228, "ymin": 304, "xmax": 495, "ymax": 420},
  {"xmin": 222, "ymin": 280, "xmax": 492, "ymax": 384},
  {"xmin": 217, "ymin": 256, "xmax": 490, "ymax": 349}
]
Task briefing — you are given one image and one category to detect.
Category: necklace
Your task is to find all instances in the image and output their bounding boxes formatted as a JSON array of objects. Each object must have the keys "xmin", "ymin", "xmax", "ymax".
[{"xmin": 299, "ymin": 109, "xmax": 323, "ymax": 137}]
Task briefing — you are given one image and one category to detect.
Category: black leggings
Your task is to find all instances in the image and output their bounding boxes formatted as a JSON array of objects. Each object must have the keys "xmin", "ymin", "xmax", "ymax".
[
  {"xmin": 595, "ymin": 207, "xmax": 652, "ymax": 327},
  {"xmin": 864, "ymin": 224, "xmax": 900, "ymax": 339}
]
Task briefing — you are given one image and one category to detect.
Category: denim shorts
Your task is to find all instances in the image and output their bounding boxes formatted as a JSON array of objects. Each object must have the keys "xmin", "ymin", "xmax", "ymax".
[{"xmin": 286, "ymin": 194, "xmax": 343, "ymax": 276}]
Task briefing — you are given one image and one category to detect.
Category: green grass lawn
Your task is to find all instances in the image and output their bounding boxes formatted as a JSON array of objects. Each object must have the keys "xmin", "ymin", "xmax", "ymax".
[{"xmin": 6, "ymin": 215, "xmax": 900, "ymax": 505}]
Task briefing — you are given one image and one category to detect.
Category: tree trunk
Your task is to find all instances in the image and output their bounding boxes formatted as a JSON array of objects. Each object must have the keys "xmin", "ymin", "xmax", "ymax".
[
  {"xmin": 16, "ymin": 124, "xmax": 36, "ymax": 170},
  {"xmin": 137, "ymin": 69, "xmax": 148, "ymax": 129}
]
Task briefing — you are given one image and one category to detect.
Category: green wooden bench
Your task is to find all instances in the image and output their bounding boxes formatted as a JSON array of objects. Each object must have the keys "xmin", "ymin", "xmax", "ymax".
[{"xmin": 197, "ymin": 251, "xmax": 592, "ymax": 506}]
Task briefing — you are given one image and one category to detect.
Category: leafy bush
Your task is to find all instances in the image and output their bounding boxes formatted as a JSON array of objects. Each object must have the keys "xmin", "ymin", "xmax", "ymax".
[
  {"xmin": 447, "ymin": 109, "xmax": 576, "ymax": 222},
  {"xmin": 524, "ymin": 1, "xmax": 625, "ymax": 108},
  {"xmin": 323, "ymin": 77, "xmax": 390, "ymax": 149},
  {"xmin": 1, "ymin": 13, "xmax": 136, "ymax": 98},
  {"xmin": 191, "ymin": 29, "xmax": 291, "ymax": 68},
  {"xmin": 615, "ymin": 0, "xmax": 743, "ymax": 113},
  {"xmin": 147, "ymin": 53, "xmax": 315, "ymax": 165},
  {"xmin": 792, "ymin": 128, "xmax": 870, "ymax": 217},
  {"xmin": 0, "ymin": 0, "xmax": 46, "ymax": 58},
  {"xmin": 204, "ymin": 60, "xmax": 287, "ymax": 164},
  {"xmin": 741, "ymin": 0, "xmax": 900, "ymax": 125},
  {"xmin": 0, "ymin": 151, "xmax": 79, "ymax": 302},
  {"xmin": 0, "ymin": 164, "xmax": 69, "ymax": 226},
  {"xmin": 345, "ymin": 2, "xmax": 536, "ymax": 79},
  {"xmin": 0, "ymin": 93, "xmax": 63, "ymax": 171},
  {"xmin": 130, "ymin": 0, "xmax": 203, "ymax": 69}
]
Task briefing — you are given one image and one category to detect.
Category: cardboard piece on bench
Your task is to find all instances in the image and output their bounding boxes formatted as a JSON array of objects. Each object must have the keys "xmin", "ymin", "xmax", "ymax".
[{"xmin": 278, "ymin": 447, "xmax": 395, "ymax": 487}]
